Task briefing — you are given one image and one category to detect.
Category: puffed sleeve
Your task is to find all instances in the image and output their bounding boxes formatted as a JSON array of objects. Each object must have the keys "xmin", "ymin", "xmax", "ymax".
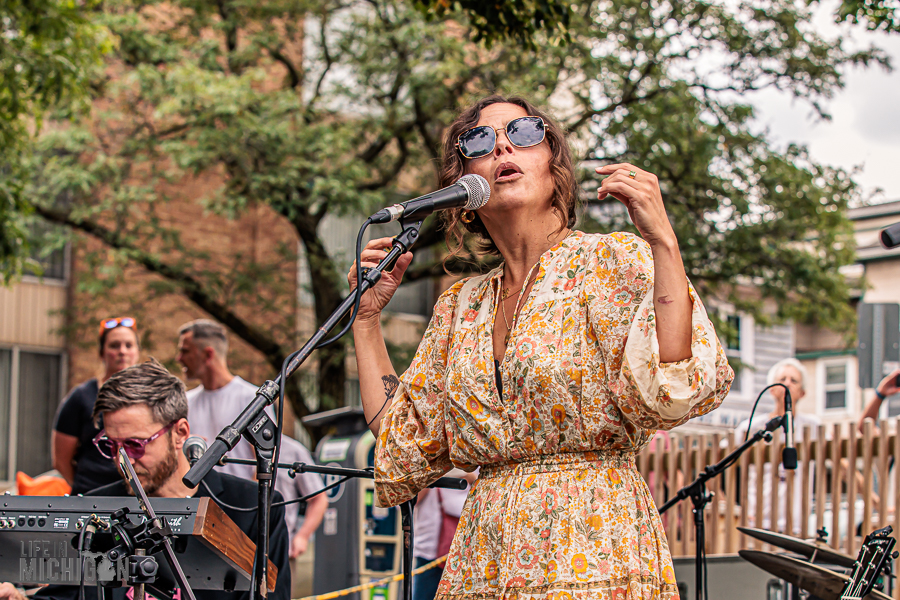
[
  {"xmin": 373, "ymin": 279, "xmax": 467, "ymax": 507},
  {"xmin": 586, "ymin": 232, "xmax": 733, "ymax": 430}
]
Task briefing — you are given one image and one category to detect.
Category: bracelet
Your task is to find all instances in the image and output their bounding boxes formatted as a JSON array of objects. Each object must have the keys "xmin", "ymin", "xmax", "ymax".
[{"xmin": 875, "ymin": 389, "xmax": 887, "ymax": 401}]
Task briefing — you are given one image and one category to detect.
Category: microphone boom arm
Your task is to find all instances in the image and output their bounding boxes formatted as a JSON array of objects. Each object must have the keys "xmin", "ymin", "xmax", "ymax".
[
  {"xmin": 183, "ymin": 218, "xmax": 426, "ymax": 600},
  {"xmin": 658, "ymin": 415, "xmax": 783, "ymax": 600},
  {"xmin": 183, "ymin": 220, "xmax": 422, "ymax": 488}
]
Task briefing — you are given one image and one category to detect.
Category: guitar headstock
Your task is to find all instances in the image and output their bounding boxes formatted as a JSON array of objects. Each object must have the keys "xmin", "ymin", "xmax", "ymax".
[{"xmin": 841, "ymin": 526, "xmax": 897, "ymax": 600}]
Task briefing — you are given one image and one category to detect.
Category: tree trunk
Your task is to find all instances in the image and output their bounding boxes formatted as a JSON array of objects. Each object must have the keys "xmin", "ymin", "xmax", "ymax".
[{"xmin": 292, "ymin": 211, "xmax": 348, "ymax": 411}]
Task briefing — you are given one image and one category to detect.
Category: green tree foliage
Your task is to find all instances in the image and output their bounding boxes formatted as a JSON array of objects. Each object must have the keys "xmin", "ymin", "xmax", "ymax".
[
  {"xmin": 419, "ymin": 0, "xmax": 900, "ymax": 43},
  {"xmin": 7, "ymin": 0, "xmax": 887, "ymax": 417},
  {"xmin": 835, "ymin": 0, "xmax": 899, "ymax": 32},
  {"xmin": 413, "ymin": 0, "xmax": 572, "ymax": 47},
  {"xmin": 0, "ymin": 0, "xmax": 110, "ymax": 280}
]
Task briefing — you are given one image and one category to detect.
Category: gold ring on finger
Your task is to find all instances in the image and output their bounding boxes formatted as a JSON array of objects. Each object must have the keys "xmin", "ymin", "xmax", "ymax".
[{"xmin": 628, "ymin": 170, "xmax": 637, "ymax": 179}]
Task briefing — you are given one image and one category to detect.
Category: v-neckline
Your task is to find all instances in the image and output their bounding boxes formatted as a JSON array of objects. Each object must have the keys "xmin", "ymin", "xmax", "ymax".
[{"xmin": 489, "ymin": 230, "xmax": 579, "ymax": 368}]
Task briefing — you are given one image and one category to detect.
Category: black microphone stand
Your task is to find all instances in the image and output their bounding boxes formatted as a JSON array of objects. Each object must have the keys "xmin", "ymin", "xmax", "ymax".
[
  {"xmin": 183, "ymin": 217, "xmax": 426, "ymax": 600},
  {"xmin": 658, "ymin": 415, "xmax": 785, "ymax": 600},
  {"xmin": 220, "ymin": 458, "xmax": 467, "ymax": 600},
  {"xmin": 108, "ymin": 448, "xmax": 197, "ymax": 600}
]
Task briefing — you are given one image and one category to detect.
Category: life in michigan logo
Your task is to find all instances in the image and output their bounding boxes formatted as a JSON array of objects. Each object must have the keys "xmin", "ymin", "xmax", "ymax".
[{"xmin": 19, "ymin": 540, "xmax": 126, "ymax": 584}]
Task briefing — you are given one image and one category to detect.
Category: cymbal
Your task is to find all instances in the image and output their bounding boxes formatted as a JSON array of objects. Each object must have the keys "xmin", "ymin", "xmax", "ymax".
[
  {"xmin": 739, "ymin": 550, "xmax": 891, "ymax": 600},
  {"xmin": 738, "ymin": 526, "xmax": 856, "ymax": 568}
]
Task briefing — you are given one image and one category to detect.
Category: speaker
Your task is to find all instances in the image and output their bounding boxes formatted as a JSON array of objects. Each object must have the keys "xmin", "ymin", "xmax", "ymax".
[{"xmin": 673, "ymin": 554, "xmax": 782, "ymax": 600}]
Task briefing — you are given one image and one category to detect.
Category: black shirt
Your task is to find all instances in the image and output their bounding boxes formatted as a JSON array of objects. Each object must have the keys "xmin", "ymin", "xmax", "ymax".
[
  {"xmin": 53, "ymin": 379, "xmax": 121, "ymax": 494},
  {"xmin": 34, "ymin": 470, "xmax": 291, "ymax": 600}
]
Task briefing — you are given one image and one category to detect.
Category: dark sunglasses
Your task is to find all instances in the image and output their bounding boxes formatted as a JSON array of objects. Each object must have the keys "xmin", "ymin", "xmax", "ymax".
[
  {"xmin": 93, "ymin": 421, "xmax": 176, "ymax": 460},
  {"xmin": 456, "ymin": 116, "xmax": 547, "ymax": 159},
  {"xmin": 99, "ymin": 317, "xmax": 136, "ymax": 336}
]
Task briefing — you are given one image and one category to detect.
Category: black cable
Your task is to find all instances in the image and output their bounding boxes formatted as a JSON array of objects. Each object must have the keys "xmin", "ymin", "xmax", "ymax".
[
  {"xmin": 269, "ymin": 472, "xmax": 357, "ymax": 508},
  {"xmin": 78, "ymin": 525, "xmax": 87, "ymax": 600},
  {"xmin": 317, "ymin": 216, "xmax": 392, "ymax": 428},
  {"xmin": 742, "ymin": 383, "xmax": 789, "ymax": 442},
  {"xmin": 316, "ymin": 217, "xmax": 373, "ymax": 349},
  {"xmin": 238, "ymin": 219, "xmax": 373, "ymax": 596},
  {"xmin": 366, "ymin": 394, "xmax": 393, "ymax": 427},
  {"xmin": 200, "ymin": 474, "xmax": 352, "ymax": 512},
  {"xmin": 199, "ymin": 479, "xmax": 259, "ymax": 512},
  {"xmin": 686, "ymin": 382, "xmax": 790, "ymax": 600}
]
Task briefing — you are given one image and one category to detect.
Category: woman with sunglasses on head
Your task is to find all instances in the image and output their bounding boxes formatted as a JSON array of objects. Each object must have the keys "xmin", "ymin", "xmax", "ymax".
[
  {"xmin": 350, "ymin": 95, "xmax": 734, "ymax": 600},
  {"xmin": 51, "ymin": 317, "xmax": 141, "ymax": 494}
]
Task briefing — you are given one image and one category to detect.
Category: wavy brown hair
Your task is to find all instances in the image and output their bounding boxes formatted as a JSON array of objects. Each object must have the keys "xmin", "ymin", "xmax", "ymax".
[{"xmin": 438, "ymin": 95, "xmax": 578, "ymax": 265}]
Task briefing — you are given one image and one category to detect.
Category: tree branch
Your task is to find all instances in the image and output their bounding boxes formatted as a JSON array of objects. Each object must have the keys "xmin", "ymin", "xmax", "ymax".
[
  {"xmin": 34, "ymin": 205, "xmax": 288, "ymax": 369},
  {"xmin": 268, "ymin": 46, "xmax": 301, "ymax": 89},
  {"xmin": 359, "ymin": 136, "xmax": 409, "ymax": 190}
]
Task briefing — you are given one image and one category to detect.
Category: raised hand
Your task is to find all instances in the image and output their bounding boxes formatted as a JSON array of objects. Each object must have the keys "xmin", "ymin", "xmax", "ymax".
[
  {"xmin": 596, "ymin": 163, "xmax": 677, "ymax": 248},
  {"xmin": 347, "ymin": 237, "xmax": 414, "ymax": 326},
  {"xmin": 877, "ymin": 368, "xmax": 900, "ymax": 399}
]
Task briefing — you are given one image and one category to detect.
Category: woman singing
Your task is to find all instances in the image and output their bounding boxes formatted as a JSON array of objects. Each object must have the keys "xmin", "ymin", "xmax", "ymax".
[{"xmin": 350, "ymin": 95, "xmax": 734, "ymax": 600}]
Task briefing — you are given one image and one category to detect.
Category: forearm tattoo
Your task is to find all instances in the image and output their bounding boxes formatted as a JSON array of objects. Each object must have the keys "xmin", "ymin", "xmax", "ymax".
[
  {"xmin": 382, "ymin": 375, "xmax": 399, "ymax": 401},
  {"xmin": 368, "ymin": 375, "xmax": 400, "ymax": 428}
]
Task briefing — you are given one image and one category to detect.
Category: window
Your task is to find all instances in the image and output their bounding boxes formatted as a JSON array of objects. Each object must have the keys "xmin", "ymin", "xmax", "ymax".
[
  {"xmin": 724, "ymin": 315, "xmax": 743, "ymax": 393},
  {"xmin": 24, "ymin": 245, "xmax": 66, "ymax": 281},
  {"xmin": 23, "ymin": 222, "xmax": 68, "ymax": 282},
  {"xmin": 721, "ymin": 312, "xmax": 754, "ymax": 397},
  {"xmin": 823, "ymin": 362, "xmax": 849, "ymax": 410},
  {"xmin": 0, "ymin": 350, "xmax": 11, "ymax": 481},
  {"xmin": 296, "ymin": 216, "xmax": 434, "ymax": 318},
  {"xmin": 0, "ymin": 347, "xmax": 64, "ymax": 480},
  {"xmin": 725, "ymin": 315, "xmax": 741, "ymax": 351}
]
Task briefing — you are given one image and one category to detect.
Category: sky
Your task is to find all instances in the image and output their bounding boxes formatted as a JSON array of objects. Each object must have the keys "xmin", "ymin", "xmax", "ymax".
[{"xmin": 745, "ymin": 5, "xmax": 900, "ymax": 202}]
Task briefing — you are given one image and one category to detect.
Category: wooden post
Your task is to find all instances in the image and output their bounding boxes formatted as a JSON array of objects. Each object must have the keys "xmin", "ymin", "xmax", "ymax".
[
  {"xmin": 709, "ymin": 434, "xmax": 721, "ymax": 553},
  {"xmin": 831, "ymin": 422, "xmax": 842, "ymax": 549},
  {"xmin": 801, "ymin": 425, "xmax": 812, "ymax": 541},
  {"xmin": 754, "ymin": 433, "xmax": 766, "ymax": 546},
  {"xmin": 740, "ymin": 432, "xmax": 751, "ymax": 537},
  {"xmin": 876, "ymin": 418, "xmax": 889, "ymax": 531},
  {"xmin": 862, "ymin": 419, "xmax": 874, "ymax": 537},
  {"xmin": 846, "ymin": 423, "xmax": 857, "ymax": 556},
  {"xmin": 668, "ymin": 434, "xmax": 680, "ymax": 555},
  {"xmin": 680, "ymin": 435, "xmax": 693, "ymax": 556},
  {"xmin": 724, "ymin": 432, "xmax": 737, "ymax": 553},
  {"xmin": 893, "ymin": 420, "xmax": 900, "ymax": 600}
]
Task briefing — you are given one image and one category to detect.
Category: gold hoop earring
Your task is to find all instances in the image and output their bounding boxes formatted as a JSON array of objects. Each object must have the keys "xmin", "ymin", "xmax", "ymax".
[{"xmin": 460, "ymin": 210, "xmax": 475, "ymax": 224}]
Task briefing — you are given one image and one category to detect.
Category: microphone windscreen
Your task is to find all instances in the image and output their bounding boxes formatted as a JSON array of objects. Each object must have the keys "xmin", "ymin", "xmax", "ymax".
[
  {"xmin": 782, "ymin": 447, "xmax": 798, "ymax": 470},
  {"xmin": 458, "ymin": 174, "xmax": 491, "ymax": 210},
  {"xmin": 882, "ymin": 222, "xmax": 900, "ymax": 249},
  {"xmin": 183, "ymin": 436, "xmax": 207, "ymax": 462}
]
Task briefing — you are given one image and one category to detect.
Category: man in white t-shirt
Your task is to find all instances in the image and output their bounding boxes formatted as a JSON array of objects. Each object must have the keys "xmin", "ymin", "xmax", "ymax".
[
  {"xmin": 733, "ymin": 358, "xmax": 819, "ymax": 536},
  {"xmin": 176, "ymin": 319, "xmax": 265, "ymax": 481},
  {"xmin": 177, "ymin": 319, "xmax": 327, "ymax": 556}
]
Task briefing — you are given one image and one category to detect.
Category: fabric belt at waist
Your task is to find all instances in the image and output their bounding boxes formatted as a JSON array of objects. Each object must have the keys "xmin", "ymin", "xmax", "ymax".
[{"xmin": 479, "ymin": 449, "xmax": 636, "ymax": 479}]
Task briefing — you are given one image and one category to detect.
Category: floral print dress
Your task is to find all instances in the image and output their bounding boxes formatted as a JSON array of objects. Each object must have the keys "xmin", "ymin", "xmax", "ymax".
[{"xmin": 374, "ymin": 231, "xmax": 734, "ymax": 600}]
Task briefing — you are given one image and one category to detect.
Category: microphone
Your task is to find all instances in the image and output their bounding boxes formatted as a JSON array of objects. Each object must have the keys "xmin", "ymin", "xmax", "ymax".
[
  {"xmin": 881, "ymin": 222, "xmax": 900, "ymax": 249},
  {"xmin": 183, "ymin": 436, "xmax": 208, "ymax": 467},
  {"xmin": 782, "ymin": 388, "xmax": 798, "ymax": 470},
  {"xmin": 370, "ymin": 174, "xmax": 490, "ymax": 224}
]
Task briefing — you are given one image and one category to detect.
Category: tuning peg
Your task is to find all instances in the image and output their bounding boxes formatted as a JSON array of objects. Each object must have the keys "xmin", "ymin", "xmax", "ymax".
[{"xmin": 892, "ymin": 551, "xmax": 898, "ymax": 559}]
